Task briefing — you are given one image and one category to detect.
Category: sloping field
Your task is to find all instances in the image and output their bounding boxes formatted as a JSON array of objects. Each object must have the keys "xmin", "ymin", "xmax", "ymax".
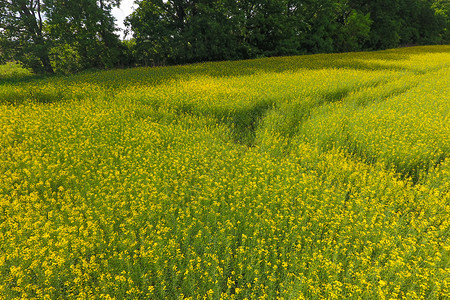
[{"xmin": 0, "ymin": 46, "xmax": 449, "ymax": 299}]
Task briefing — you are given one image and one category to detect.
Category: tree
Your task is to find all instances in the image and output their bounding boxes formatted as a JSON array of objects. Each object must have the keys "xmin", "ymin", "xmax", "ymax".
[
  {"xmin": 431, "ymin": 0, "xmax": 450, "ymax": 43},
  {"xmin": 183, "ymin": 0, "xmax": 243, "ymax": 61},
  {"xmin": 347, "ymin": 0, "xmax": 447, "ymax": 48},
  {"xmin": 127, "ymin": 0, "xmax": 344, "ymax": 64},
  {"xmin": 125, "ymin": 0, "xmax": 176, "ymax": 66},
  {"xmin": 0, "ymin": 0, "xmax": 54, "ymax": 73},
  {"xmin": 127, "ymin": 0, "xmax": 247, "ymax": 65},
  {"xmin": 0, "ymin": 0, "xmax": 123, "ymax": 74},
  {"xmin": 348, "ymin": 0, "xmax": 402, "ymax": 49},
  {"xmin": 44, "ymin": 0, "xmax": 122, "ymax": 70},
  {"xmin": 334, "ymin": 8, "xmax": 372, "ymax": 52},
  {"xmin": 306, "ymin": 0, "xmax": 340, "ymax": 53}
]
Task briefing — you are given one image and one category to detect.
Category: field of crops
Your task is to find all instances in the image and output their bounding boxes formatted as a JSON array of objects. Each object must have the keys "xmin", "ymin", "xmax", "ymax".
[{"xmin": 1, "ymin": 45, "xmax": 449, "ymax": 299}]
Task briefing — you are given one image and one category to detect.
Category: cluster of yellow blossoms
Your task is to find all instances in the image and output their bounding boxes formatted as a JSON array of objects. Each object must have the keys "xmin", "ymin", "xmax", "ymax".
[{"xmin": 0, "ymin": 45, "xmax": 449, "ymax": 299}]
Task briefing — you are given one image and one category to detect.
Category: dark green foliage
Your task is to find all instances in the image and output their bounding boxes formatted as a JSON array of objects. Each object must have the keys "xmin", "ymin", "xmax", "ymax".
[
  {"xmin": 431, "ymin": 0, "xmax": 450, "ymax": 42},
  {"xmin": 334, "ymin": 10, "xmax": 372, "ymax": 52},
  {"xmin": 0, "ymin": 0, "xmax": 54, "ymax": 74},
  {"xmin": 126, "ymin": 0, "xmax": 245, "ymax": 65},
  {"xmin": 1, "ymin": 0, "xmax": 448, "ymax": 73},
  {"xmin": 127, "ymin": 0, "xmax": 448, "ymax": 66},
  {"xmin": 349, "ymin": 0, "xmax": 448, "ymax": 48},
  {"xmin": 44, "ymin": 0, "xmax": 122, "ymax": 70},
  {"xmin": 0, "ymin": 0, "xmax": 122, "ymax": 74}
]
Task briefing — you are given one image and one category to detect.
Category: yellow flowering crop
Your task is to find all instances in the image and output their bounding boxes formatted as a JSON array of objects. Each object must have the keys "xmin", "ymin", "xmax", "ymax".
[{"xmin": 0, "ymin": 45, "xmax": 449, "ymax": 299}]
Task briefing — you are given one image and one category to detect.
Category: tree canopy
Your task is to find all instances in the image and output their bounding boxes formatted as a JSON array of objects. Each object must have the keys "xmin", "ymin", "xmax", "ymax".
[
  {"xmin": 1, "ymin": 0, "xmax": 448, "ymax": 73},
  {"xmin": 126, "ymin": 0, "xmax": 448, "ymax": 66},
  {"xmin": 0, "ymin": 0, "xmax": 122, "ymax": 73}
]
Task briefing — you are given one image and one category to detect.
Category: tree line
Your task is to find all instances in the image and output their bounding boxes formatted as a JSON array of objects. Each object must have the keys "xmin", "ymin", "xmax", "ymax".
[{"xmin": 1, "ymin": 0, "xmax": 449, "ymax": 74}]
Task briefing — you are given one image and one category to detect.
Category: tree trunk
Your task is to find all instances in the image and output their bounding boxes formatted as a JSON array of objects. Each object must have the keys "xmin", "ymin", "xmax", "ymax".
[
  {"xmin": 20, "ymin": 0, "xmax": 54, "ymax": 74},
  {"xmin": 40, "ymin": 52, "xmax": 54, "ymax": 74}
]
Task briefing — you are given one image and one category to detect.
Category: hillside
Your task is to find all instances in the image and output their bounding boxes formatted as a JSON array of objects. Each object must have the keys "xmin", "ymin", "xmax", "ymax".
[{"xmin": 0, "ymin": 46, "xmax": 449, "ymax": 299}]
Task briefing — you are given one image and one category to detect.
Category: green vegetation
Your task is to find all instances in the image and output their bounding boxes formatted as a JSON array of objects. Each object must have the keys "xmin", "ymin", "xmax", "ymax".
[
  {"xmin": 0, "ymin": 46, "xmax": 449, "ymax": 299},
  {"xmin": 1, "ymin": 0, "xmax": 449, "ymax": 74},
  {"xmin": 127, "ymin": 0, "xmax": 449, "ymax": 65},
  {"xmin": 0, "ymin": 62, "xmax": 32, "ymax": 81},
  {"xmin": 0, "ymin": 0, "xmax": 121, "ymax": 74}
]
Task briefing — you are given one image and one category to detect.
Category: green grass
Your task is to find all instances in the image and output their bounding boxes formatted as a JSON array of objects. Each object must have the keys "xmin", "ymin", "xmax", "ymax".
[{"xmin": 0, "ymin": 46, "xmax": 449, "ymax": 299}]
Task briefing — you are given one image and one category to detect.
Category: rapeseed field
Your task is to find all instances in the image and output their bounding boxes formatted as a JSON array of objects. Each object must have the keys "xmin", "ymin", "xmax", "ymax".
[{"xmin": 0, "ymin": 45, "xmax": 449, "ymax": 299}]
